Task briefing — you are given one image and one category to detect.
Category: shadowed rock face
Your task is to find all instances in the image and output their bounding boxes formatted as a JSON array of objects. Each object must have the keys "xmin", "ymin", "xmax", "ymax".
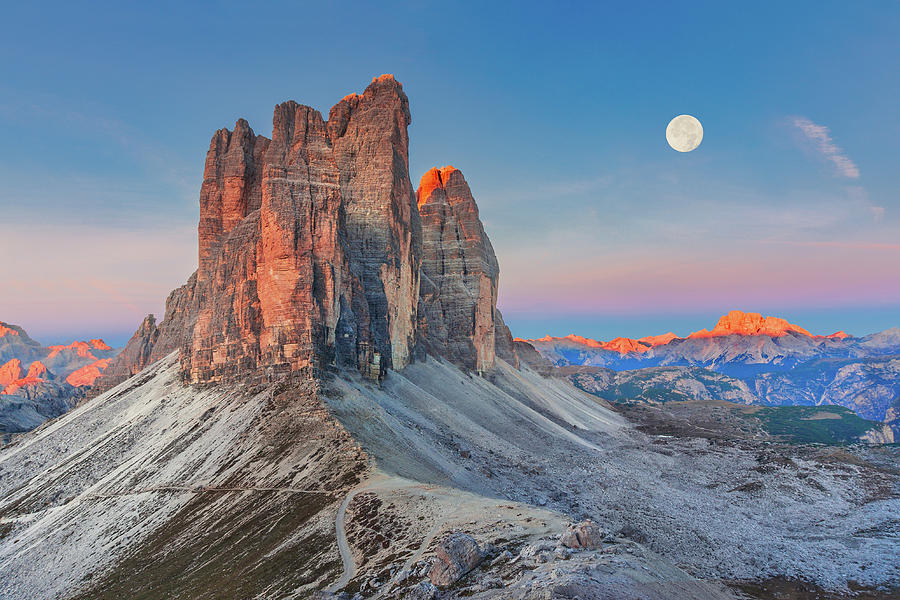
[
  {"xmin": 98, "ymin": 75, "xmax": 517, "ymax": 388},
  {"xmin": 416, "ymin": 166, "xmax": 501, "ymax": 372},
  {"xmin": 329, "ymin": 76, "xmax": 421, "ymax": 371}
]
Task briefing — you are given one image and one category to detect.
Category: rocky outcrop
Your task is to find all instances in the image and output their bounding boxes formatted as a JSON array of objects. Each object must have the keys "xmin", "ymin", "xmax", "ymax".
[
  {"xmin": 66, "ymin": 359, "xmax": 111, "ymax": 387},
  {"xmin": 95, "ymin": 315, "xmax": 160, "ymax": 391},
  {"xmin": 429, "ymin": 532, "xmax": 483, "ymax": 587},
  {"xmin": 416, "ymin": 166, "xmax": 504, "ymax": 372},
  {"xmin": 330, "ymin": 76, "xmax": 421, "ymax": 371},
  {"xmin": 26, "ymin": 361, "xmax": 48, "ymax": 378},
  {"xmin": 105, "ymin": 76, "xmax": 519, "ymax": 386},
  {"xmin": 689, "ymin": 310, "xmax": 813, "ymax": 338},
  {"xmin": 493, "ymin": 310, "xmax": 519, "ymax": 368},
  {"xmin": 0, "ymin": 359, "xmax": 23, "ymax": 387},
  {"xmin": 513, "ymin": 340, "xmax": 555, "ymax": 375},
  {"xmin": 197, "ymin": 119, "xmax": 269, "ymax": 282},
  {"xmin": 0, "ymin": 322, "xmax": 43, "ymax": 364},
  {"xmin": 560, "ymin": 520, "xmax": 605, "ymax": 549}
]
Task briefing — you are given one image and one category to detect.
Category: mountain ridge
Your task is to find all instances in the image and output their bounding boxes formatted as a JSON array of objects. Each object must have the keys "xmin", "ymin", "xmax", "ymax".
[
  {"xmin": 0, "ymin": 321, "xmax": 119, "ymax": 437},
  {"xmin": 519, "ymin": 309, "xmax": 863, "ymax": 357},
  {"xmin": 520, "ymin": 312, "xmax": 900, "ymax": 434}
]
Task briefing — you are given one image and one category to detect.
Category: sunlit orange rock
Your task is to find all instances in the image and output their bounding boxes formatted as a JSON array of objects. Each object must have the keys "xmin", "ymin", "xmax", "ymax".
[
  {"xmin": 520, "ymin": 331, "xmax": 680, "ymax": 355},
  {"xmin": 638, "ymin": 332, "xmax": 680, "ymax": 347},
  {"xmin": 65, "ymin": 359, "xmax": 111, "ymax": 387},
  {"xmin": 0, "ymin": 359, "xmax": 23, "ymax": 386},
  {"xmin": 825, "ymin": 331, "xmax": 850, "ymax": 339},
  {"xmin": 600, "ymin": 337, "xmax": 651, "ymax": 354},
  {"xmin": 563, "ymin": 335, "xmax": 605, "ymax": 348},
  {"xmin": 26, "ymin": 361, "xmax": 48, "ymax": 379},
  {"xmin": 0, "ymin": 323, "xmax": 19, "ymax": 337},
  {"xmin": 688, "ymin": 310, "xmax": 812, "ymax": 339},
  {"xmin": 90, "ymin": 339, "xmax": 112, "ymax": 351},
  {"xmin": 2, "ymin": 376, "xmax": 44, "ymax": 396},
  {"xmin": 47, "ymin": 341, "xmax": 98, "ymax": 360},
  {"xmin": 527, "ymin": 335, "xmax": 606, "ymax": 348}
]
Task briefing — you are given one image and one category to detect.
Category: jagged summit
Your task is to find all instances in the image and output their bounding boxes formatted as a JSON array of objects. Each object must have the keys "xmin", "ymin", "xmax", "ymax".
[
  {"xmin": 0, "ymin": 323, "xmax": 20, "ymax": 338},
  {"xmin": 521, "ymin": 310, "xmax": 856, "ymax": 358},
  {"xmin": 416, "ymin": 165, "xmax": 516, "ymax": 372},
  {"xmin": 688, "ymin": 310, "xmax": 813, "ymax": 339},
  {"xmin": 518, "ymin": 332, "xmax": 676, "ymax": 355},
  {"xmin": 97, "ymin": 76, "xmax": 515, "ymax": 391},
  {"xmin": 416, "ymin": 165, "xmax": 459, "ymax": 208}
]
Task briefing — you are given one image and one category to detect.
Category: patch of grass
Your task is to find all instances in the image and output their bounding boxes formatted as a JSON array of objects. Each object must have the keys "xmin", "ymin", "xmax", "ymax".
[
  {"xmin": 755, "ymin": 405, "xmax": 881, "ymax": 445},
  {"xmin": 69, "ymin": 490, "xmax": 338, "ymax": 600},
  {"xmin": 732, "ymin": 577, "xmax": 900, "ymax": 600}
]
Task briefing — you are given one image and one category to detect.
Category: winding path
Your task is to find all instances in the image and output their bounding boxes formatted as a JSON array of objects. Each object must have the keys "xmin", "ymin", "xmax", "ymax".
[
  {"xmin": 325, "ymin": 474, "xmax": 442, "ymax": 594},
  {"xmin": 324, "ymin": 480, "xmax": 373, "ymax": 593}
]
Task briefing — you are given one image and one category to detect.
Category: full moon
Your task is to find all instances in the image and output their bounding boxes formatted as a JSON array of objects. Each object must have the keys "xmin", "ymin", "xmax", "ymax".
[{"xmin": 666, "ymin": 114, "xmax": 703, "ymax": 152}]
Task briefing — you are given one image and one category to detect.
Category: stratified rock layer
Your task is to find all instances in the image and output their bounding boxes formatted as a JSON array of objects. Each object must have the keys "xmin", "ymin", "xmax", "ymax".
[
  {"xmin": 100, "ymin": 76, "xmax": 519, "ymax": 387},
  {"xmin": 101, "ymin": 76, "xmax": 422, "ymax": 386},
  {"xmin": 329, "ymin": 77, "xmax": 421, "ymax": 371},
  {"xmin": 416, "ymin": 166, "xmax": 502, "ymax": 372}
]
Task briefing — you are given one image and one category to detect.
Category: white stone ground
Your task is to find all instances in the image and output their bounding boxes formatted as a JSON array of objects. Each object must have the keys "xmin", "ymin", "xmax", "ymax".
[{"xmin": 0, "ymin": 353, "xmax": 896, "ymax": 599}]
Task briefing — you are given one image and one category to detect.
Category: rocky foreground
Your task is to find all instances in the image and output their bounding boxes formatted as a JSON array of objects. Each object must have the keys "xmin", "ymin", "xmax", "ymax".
[{"xmin": 2, "ymin": 353, "xmax": 898, "ymax": 599}]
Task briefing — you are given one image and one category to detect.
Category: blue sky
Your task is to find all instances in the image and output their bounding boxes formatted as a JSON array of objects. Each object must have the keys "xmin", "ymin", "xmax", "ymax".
[{"xmin": 1, "ymin": 1, "xmax": 898, "ymax": 345}]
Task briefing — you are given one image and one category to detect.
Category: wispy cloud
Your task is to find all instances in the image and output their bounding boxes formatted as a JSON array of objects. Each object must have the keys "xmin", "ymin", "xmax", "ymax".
[{"xmin": 790, "ymin": 116, "xmax": 860, "ymax": 179}]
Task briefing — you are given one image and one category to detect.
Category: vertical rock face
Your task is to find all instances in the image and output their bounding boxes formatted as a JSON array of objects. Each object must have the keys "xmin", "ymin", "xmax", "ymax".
[
  {"xmin": 109, "ymin": 76, "xmax": 419, "ymax": 385},
  {"xmin": 197, "ymin": 119, "xmax": 269, "ymax": 282},
  {"xmin": 329, "ymin": 75, "xmax": 421, "ymax": 370},
  {"xmin": 103, "ymin": 76, "xmax": 517, "ymax": 387},
  {"xmin": 416, "ymin": 166, "xmax": 504, "ymax": 372},
  {"xmin": 247, "ymin": 100, "xmax": 357, "ymax": 379},
  {"xmin": 493, "ymin": 310, "xmax": 520, "ymax": 369}
]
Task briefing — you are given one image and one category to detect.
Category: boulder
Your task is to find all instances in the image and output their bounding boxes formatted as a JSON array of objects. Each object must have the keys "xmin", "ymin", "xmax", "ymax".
[
  {"xmin": 560, "ymin": 520, "xmax": 605, "ymax": 549},
  {"xmin": 429, "ymin": 531, "xmax": 484, "ymax": 587}
]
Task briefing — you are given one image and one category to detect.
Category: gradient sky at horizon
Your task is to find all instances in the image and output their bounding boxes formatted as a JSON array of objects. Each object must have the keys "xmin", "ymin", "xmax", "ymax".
[{"xmin": 1, "ymin": 1, "xmax": 898, "ymax": 346}]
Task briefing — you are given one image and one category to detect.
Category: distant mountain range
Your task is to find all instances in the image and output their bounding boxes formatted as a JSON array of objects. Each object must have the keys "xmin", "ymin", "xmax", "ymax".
[
  {"xmin": 520, "ymin": 310, "xmax": 900, "ymax": 435},
  {"xmin": 0, "ymin": 321, "xmax": 119, "ymax": 437}
]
